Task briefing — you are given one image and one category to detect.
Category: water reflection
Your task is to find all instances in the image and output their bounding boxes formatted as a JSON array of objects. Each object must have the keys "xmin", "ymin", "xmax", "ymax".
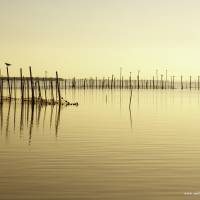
[
  {"xmin": 1, "ymin": 90, "xmax": 200, "ymax": 200},
  {"xmin": 5, "ymin": 101, "xmax": 11, "ymax": 139},
  {"xmin": 55, "ymin": 105, "xmax": 61, "ymax": 137},
  {"xmin": 0, "ymin": 102, "xmax": 62, "ymax": 144},
  {"xmin": 29, "ymin": 104, "xmax": 34, "ymax": 145},
  {"xmin": 129, "ymin": 107, "xmax": 133, "ymax": 129}
]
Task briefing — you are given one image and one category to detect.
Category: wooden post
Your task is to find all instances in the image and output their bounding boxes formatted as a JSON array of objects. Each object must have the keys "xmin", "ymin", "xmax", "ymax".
[
  {"xmin": 13, "ymin": 77, "xmax": 16, "ymax": 100},
  {"xmin": 55, "ymin": 78, "xmax": 58, "ymax": 100},
  {"xmin": 27, "ymin": 78, "xmax": 30, "ymax": 101},
  {"xmin": 181, "ymin": 76, "xmax": 183, "ymax": 90},
  {"xmin": 20, "ymin": 68, "xmax": 24, "ymax": 102},
  {"xmin": 65, "ymin": 79, "xmax": 67, "ymax": 91},
  {"xmin": 111, "ymin": 75, "xmax": 114, "ymax": 89},
  {"xmin": 38, "ymin": 79, "xmax": 42, "ymax": 100},
  {"xmin": 29, "ymin": 66, "xmax": 35, "ymax": 104},
  {"xmin": 6, "ymin": 66, "xmax": 11, "ymax": 99},
  {"xmin": 120, "ymin": 67, "xmax": 122, "ymax": 89},
  {"xmin": 173, "ymin": 76, "xmax": 175, "ymax": 89},
  {"xmin": 22, "ymin": 76, "xmax": 25, "ymax": 101},
  {"xmin": 50, "ymin": 80, "xmax": 54, "ymax": 103},
  {"xmin": 102, "ymin": 78, "xmax": 105, "ymax": 89},
  {"xmin": 137, "ymin": 72, "xmax": 140, "ymax": 90},
  {"xmin": 161, "ymin": 74, "xmax": 164, "ymax": 89},
  {"xmin": 10, "ymin": 79, "xmax": 13, "ymax": 97},
  {"xmin": 84, "ymin": 79, "xmax": 86, "ymax": 89},
  {"xmin": 56, "ymin": 71, "xmax": 61, "ymax": 105},
  {"xmin": 165, "ymin": 69, "xmax": 167, "ymax": 89},
  {"xmin": 43, "ymin": 78, "xmax": 47, "ymax": 103},
  {"xmin": 0, "ymin": 79, "xmax": 3, "ymax": 102},
  {"xmin": 129, "ymin": 72, "xmax": 132, "ymax": 89},
  {"xmin": 153, "ymin": 76, "xmax": 155, "ymax": 89},
  {"xmin": 0, "ymin": 78, "xmax": 2, "ymax": 103}
]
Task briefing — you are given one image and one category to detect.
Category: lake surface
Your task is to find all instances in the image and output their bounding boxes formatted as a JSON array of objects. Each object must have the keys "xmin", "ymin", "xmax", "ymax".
[{"xmin": 1, "ymin": 89, "xmax": 200, "ymax": 200}]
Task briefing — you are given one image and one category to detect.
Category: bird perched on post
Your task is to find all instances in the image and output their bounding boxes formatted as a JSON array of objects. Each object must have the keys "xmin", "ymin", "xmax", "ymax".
[{"xmin": 5, "ymin": 63, "xmax": 11, "ymax": 67}]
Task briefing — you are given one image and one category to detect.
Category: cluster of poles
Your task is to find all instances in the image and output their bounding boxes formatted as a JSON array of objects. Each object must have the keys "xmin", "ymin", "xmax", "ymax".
[
  {"xmin": 0, "ymin": 66, "xmax": 62, "ymax": 105},
  {"xmin": 1, "ymin": 65, "xmax": 200, "ymax": 105},
  {"xmin": 63, "ymin": 74, "xmax": 200, "ymax": 90}
]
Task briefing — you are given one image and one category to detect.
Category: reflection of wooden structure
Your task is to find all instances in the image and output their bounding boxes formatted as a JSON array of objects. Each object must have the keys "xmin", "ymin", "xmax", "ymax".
[{"xmin": 0, "ymin": 101, "xmax": 64, "ymax": 144}]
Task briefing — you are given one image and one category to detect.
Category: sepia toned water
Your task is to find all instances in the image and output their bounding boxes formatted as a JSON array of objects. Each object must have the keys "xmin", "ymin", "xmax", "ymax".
[{"xmin": 1, "ymin": 89, "xmax": 200, "ymax": 200}]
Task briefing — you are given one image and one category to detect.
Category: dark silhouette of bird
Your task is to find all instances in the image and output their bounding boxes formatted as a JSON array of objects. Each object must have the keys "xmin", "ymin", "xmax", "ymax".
[{"xmin": 5, "ymin": 63, "xmax": 11, "ymax": 67}]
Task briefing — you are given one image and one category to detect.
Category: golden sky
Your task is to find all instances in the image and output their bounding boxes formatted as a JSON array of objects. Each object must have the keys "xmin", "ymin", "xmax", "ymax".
[{"xmin": 1, "ymin": 0, "xmax": 200, "ymax": 78}]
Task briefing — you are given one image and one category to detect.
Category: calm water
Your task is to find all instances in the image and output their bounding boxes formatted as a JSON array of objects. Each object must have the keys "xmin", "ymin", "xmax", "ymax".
[{"xmin": 1, "ymin": 89, "xmax": 200, "ymax": 200}]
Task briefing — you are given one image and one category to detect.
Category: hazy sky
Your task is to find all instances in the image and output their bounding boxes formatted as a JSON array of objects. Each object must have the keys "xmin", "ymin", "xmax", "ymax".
[{"xmin": 1, "ymin": 0, "xmax": 200, "ymax": 78}]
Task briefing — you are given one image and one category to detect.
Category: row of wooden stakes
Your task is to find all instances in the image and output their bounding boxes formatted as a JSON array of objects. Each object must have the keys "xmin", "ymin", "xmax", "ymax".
[
  {"xmin": 0, "ymin": 67, "xmax": 69, "ymax": 106},
  {"xmin": 1, "ymin": 67, "xmax": 200, "ymax": 105}
]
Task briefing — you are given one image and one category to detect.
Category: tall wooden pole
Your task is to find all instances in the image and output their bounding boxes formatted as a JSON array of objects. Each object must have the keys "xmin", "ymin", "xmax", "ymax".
[
  {"xmin": 6, "ymin": 66, "xmax": 11, "ymax": 99},
  {"xmin": 29, "ymin": 66, "xmax": 35, "ymax": 104},
  {"xmin": 56, "ymin": 71, "xmax": 61, "ymax": 105},
  {"xmin": 181, "ymin": 75, "xmax": 183, "ymax": 90}
]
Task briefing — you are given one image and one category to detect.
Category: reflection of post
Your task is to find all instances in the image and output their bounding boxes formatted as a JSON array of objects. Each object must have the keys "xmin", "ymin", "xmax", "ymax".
[
  {"xmin": 37, "ymin": 104, "xmax": 42, "ymax": 126},
  {"xmin": 14, "ymin": 101, "xmax": 16, "ymax": 131},
  {"xmin": 129, "ymin": 88, "xmax": 133, "ymax": 108},
  {"xmin": 6, "ymin": 101, "xmax": 11, "ymax": 138},
  {"xmin": 50, "ymin": 105, "xmax": 54, "ymax": 128},
  {"xmin": 55, "ymin": 105, "xmax": 61, "ymax": 137},
  {"xmin": 137, "ymin": 90, "xmax": 140, "ymax": 107},
  {"xmin": 20, "ymin": 102, "xmax": 24, "ymax": 137},
  {"xmin": 29, "ymin": 104, "xmax": 35, "ymax": 145},
  {"xmin": 120, "ymin": 89, "xmax": 122, "ymax": 113},
  {"xmin": 43, "ymin": 104, "xmax": 47, "ymax": 129},
  {"xmin": 129, "ymin": 107, "xmax": 133, "ymax": 129},
  {"xmin": 27, "ymin": 102, "xmax": 30, "ymax": 126}
]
